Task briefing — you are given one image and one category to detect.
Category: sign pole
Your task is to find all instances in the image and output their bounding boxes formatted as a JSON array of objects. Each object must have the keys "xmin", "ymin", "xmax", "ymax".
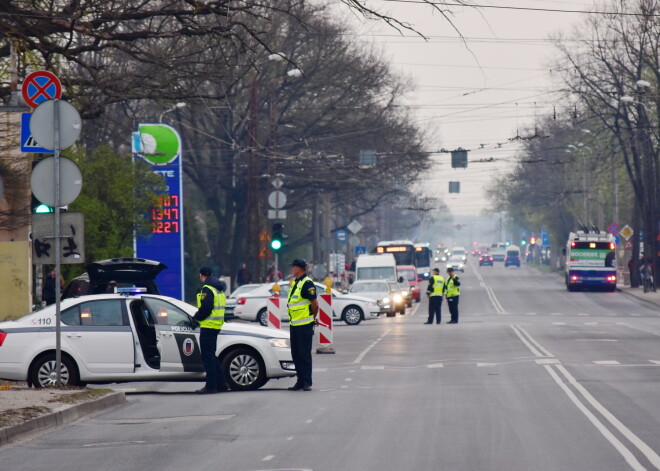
[{"xmin": 54, "ymin": 99, "xmax": 62, "ymax": 386}]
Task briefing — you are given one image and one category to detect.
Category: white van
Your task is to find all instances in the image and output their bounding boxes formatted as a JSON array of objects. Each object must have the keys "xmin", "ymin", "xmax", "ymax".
[
  {"xmin": 452, "ymin": 246, "xmax": 467, "ymax": 262},
  {"xmin": 355, "ymin": 254, "xmax": 397, "ymax": 281}
]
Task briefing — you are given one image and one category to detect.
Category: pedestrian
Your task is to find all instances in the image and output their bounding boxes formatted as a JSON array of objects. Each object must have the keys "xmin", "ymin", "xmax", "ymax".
[
  {"xmin": 193, "ymin": 266, "xmax": 229, "ymax": 394},
  {"xmin": 105, "ymin": 280, "xmax": 117, "ymax": 293},
  {"xmin": 424, "ymin": 268, "xmax": 444, "ymax": 324},
  {"xmin": 236, "ymin": 263, "xmax": 251, "ymax": 286},
  {"xmin": 287, "ymin": 259, "xmax": 319, "ymax": 391},
  {"xmin": 445, "ymin": 267, "xmax": 461, "ymax": 324},
  {"xmin": 42, "ymin": 268, "xmax": 63, "ymax": 306}
]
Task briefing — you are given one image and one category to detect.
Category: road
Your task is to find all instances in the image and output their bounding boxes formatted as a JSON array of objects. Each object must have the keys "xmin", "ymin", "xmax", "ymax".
[{"xmin": 3, "ymin": 260, "xmax": 660, "ymax": 470}]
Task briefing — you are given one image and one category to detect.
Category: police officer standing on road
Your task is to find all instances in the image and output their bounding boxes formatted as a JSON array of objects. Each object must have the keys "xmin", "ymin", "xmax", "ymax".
[
  {"xmin": 287, "ymin": 259, "xmax": 319, "ymax": 391},
  {"xmin": 425, "ymin": 268, "xmax": 445, "ymax": 324},
  {"xmin": 193, "ymin": 266, "xmax": 229, "ymax": 394},
  {"xmin": 445, "ymin": 267, "xmax": 461, "ymax": 324}
]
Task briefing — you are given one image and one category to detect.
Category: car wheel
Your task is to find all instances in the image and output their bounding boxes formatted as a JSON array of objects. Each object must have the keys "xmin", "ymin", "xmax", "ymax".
[
  {"xmin": 29, "ymin": 353, "xmax": 80, "ymax": 388},
  {"xmin": 386, "ymin": 310, "xmax": 396, "ymax": 317},
  {"xmin": 222, "ymin": 347, "xmax": 268, "ymax": 391},
  {"xmin": 342, "ymin": 306, "xmax": 363, "ymax": 325},
  {"xmin": 257, "ymin": 308, "xmax": 268, "ymax": 326}
]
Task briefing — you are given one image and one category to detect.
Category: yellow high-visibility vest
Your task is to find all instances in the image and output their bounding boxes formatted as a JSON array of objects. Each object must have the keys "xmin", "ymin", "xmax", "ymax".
[
  {"xmin": 196, "ymin": 285, "xmax": 225, "ymax": 329},
  {"xmin": 288, "ymin": 276, "xmax": 314, "ymax": 326}
]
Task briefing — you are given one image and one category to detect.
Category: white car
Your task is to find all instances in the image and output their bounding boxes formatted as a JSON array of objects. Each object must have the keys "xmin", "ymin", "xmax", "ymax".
[
  {"xmin": 446, "ymin": 255, "xmax": 465, "ymax": 272},
  {"xmin": 0, "ymin": 291, "xmax": 296, "ymax": 390},
  {"xmin": 234, "ymin": 281, "xmax": 384, "ymax": 326},
  {"xmin": 225, "ymin": 283, "xmax": 262, "ymax": 319}
]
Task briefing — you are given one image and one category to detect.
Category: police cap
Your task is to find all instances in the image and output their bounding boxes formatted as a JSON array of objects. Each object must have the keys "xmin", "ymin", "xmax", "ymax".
[
  {"xmin": 199, "ymin": 266, "xmax": 213, "ymax": 276},
  {"xmin": 291, "ymin": 259, "xmax": 308, "ymax": 270}
]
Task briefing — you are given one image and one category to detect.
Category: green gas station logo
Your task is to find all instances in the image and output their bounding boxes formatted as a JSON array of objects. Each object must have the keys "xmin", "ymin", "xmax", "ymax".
[{"xmin": 135, "ymin": 123, "xmax": 181, "ymax": 165}]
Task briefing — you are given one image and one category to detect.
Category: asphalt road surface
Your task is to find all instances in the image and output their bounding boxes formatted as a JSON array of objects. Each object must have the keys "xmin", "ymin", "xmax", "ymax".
[{"xmin": 3, "ymin": 261, "xmax": 660, "ymax": 471}]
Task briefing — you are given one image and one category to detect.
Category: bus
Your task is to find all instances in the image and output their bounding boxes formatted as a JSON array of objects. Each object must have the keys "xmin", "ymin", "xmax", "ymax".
[
  {"xmin": 414, "ymin": 243, "xmax": 432, "ymax": 279},
  {"xmin": 374, "ymin": 240, "xmax": 416, "ymax": 266},
  {"xmin": 565, "ymin": 231, "xmax": 616, "ymax": 292}
]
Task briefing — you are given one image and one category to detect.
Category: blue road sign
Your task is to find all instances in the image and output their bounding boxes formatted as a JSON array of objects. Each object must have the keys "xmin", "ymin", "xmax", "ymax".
[
  {"xmin": 541, "ymin": 230, "xmax": 550, "ymax": 247},
  {"xmin": 355, "ymin": 246, "xmax": 367, "ymax": 257},
  {"xmin": 336, "ymin": 230, "xmax": 348, "ymax": 241},
  {"xmin": 20, "ymin": 113, "xmax": 53, "ymax": 153},
  {"xmin": 614, "ymin": 234, "xmax": 620, "ymax": 245}
]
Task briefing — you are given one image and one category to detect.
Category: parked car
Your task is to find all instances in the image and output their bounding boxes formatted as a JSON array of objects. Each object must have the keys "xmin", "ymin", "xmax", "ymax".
[
  {"xmin": 225, "ymin": 283, "xmax": 262, "ymax": 320},
  {"xmin": 479, "ymin": 254, "xmax": 494, "ymax": 267},
  {"xmin": 446, "ymin": 255, "xmax": 465, "ymax": 272},
  {"xmin": 234, "ymin": 281, "xmax": 384, "ymax": 326},
  {"xmin": 62, "ymin": 257, "xmax": 166, "ymax": 299},
  {"xmin": 397, "ymin": 265, "xmax": 421, "ymax": 303},
  {"xmin": 349, "ymin": 280, "xmax": 403, "ymax": 317},
  {"xmin": 0, "ymin": 291, "xmax": 296, "ymax": 390}
]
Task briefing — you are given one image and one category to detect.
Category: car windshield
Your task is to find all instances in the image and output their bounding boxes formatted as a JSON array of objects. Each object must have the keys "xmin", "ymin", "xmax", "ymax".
[{"xmin": 350, "ymin": 282, "xmax": 388, "ymax": 293}]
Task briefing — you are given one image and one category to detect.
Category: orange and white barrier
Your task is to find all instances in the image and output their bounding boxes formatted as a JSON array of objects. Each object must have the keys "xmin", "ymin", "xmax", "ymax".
[
  {"xmin": 267, "ymin": 297, "xmax": 282, "ymax": 329},
  {"xmin": 315, "ymin": 293, "xmax": 333, "ymax": 349}
]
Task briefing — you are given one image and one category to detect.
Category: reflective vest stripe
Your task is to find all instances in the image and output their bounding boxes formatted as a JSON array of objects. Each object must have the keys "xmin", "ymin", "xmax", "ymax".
[
  {"xmin": 288, "ymin": 300, "xmax": 311, "ymax": 307},
  {"xmin": 290, "ymin": 316, "xmax": 315, "ymax": 326}
]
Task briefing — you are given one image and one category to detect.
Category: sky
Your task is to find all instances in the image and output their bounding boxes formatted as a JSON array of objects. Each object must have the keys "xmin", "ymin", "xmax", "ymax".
[{"xmin": 337, "ymin": 0, "xmax": 594, "ymax": 216}]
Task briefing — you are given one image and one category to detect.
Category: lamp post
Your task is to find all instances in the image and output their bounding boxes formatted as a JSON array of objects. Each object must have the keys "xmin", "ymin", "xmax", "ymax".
[{"xmin": 159, "ymin": 102, "xmax": 186, "ymax": 123}]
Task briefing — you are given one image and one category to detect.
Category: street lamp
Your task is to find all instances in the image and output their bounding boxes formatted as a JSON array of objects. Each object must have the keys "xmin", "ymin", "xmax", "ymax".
[{"xmin": 159, "ymin": 102, "xmax": 186, "ymax": 122}]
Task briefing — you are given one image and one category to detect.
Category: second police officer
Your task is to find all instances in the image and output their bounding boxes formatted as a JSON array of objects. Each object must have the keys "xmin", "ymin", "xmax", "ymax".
[
  {"xmin": 445, "ymin": 267, "xmax": 461, "ymax": 324},
  {"xmin": 287, "ymin": 259, "xmax": 319, "ymax": 391},
  {"xmin": 425, "ymin": 268, "xmax": 445, "ymax": 324}
]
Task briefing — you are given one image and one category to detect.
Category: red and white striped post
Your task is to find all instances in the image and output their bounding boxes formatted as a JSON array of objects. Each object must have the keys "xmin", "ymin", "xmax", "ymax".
[
  {"xmin": 316, "ymin": 279, "xmax": 335, "ymax": 354},
  {"xmin": 267, "ymin": 283, "xmax": 282, "ymax": 329}
]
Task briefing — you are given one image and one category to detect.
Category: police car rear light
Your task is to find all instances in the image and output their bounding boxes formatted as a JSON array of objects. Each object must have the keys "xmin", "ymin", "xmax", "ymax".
[
  {"xmin": 0, "ymin": 331, "xmax": 7, "ymax": 347},
  {"xmin": 236, "ymin": 298, "xmax": 247, "ymax": 305}
]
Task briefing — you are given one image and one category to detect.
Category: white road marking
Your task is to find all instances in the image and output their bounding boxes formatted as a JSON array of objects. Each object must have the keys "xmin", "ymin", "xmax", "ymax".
[
  {"xmin": 263, "ymin": 455, "xmax": 275, "ymax": 461},
  {"xmin": 585, "ymin": 322, "xmax": 599, "ymax": 325},
  {"xmin": 650, "ymin": 361, "xmax": 660, "ymax": 365},
  {"xmin": 552, "ymin": 322, "xmax": 567, "ymax": 326},
  {"xmin": 578, "ymin": 313, "xmax": 590, "ymax": 316},
  {"xmin": 361, "ymin": 365, "xmax": 385, "ymax": 370},
  {"xmin": 526, "ymin": 312, "xmax": 537, "ymax": 316},
  {"xmin": 631, "ymin": 313, "xmax": 642, "ymax": 317},
  {"xmin": 575, "ymin": 339, "xmax": 618, "ymax": 342},
  {"xmin": 550, "ymin": 313, "xmax": 563, "ymax": 316},
  {"xmin": 353, "ymin": 328, "xmax": 392, "ymax": 364},
  {"xmin": 593, "ymin": 361, "xmax": 621, "ymax": 365},
  {"xmin": 477, "ymin": 362, "xmax": 497, "ymax": 367},
  {"xmin": 544, "ymin": 366, "xmax": 646, "ymax": 471},
  {"xmin": 427, "ymin": 363, "xmax": 444, "ymax": 368},
  {"xmin": 345, "ymin": 378, "xmax": 352, "ymax": 382},
  {"xmin": 82, "ymin": 441, "xmax": 146, "ymax": 448},
  {"xmin": 535, "ymin": 358, "xmax": 560, "ymax": 365},
  {"xmin": 305, "ymin": 419, "xmax": 313, "ymax": 424},
  {"xmin": 287, "ymin": 436, "xmax": 294, "ymax": 441},
  {"xmin": 313, "ymin": 368, "xmax": 328, "ymax": 372},
  {"xmin": 511, "ymin": 324, "xmax": 554, "ymax": 358}
]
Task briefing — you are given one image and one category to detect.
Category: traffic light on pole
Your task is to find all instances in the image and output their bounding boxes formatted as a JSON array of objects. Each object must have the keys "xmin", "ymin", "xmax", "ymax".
[
  {"xmin": 31, "ymin": 194, "xmax": 53, "ymax": 213},
  {"xmin": 270, "ymin": 222, "xmax": 285, "ymax": 252},
  {"xmin": 530, "ymin": 236, "xmax": 536, "ymax": 245}
]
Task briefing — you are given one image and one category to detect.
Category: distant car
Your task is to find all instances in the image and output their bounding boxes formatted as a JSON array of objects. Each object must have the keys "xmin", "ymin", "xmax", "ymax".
[
  {"xmin": 0, "ymin": 292, "xmax": 295, "ymax": 390},
  {"xmin": 225, "ymin": 284, "xmax": 262, "ymax": 320},
  {"xmin": 349, "ymin": 280, "xmax": 403, "ymax": 317},
  {"xmin": 479, "ymin": 255, "xmax": 494, "ymax": 267},
  {"xmin": 397, "ymin": 265, "xmax": 421, "ymax": 303},
  {"xmin": 451, "ymin": 246, "xmax": 467, "ymax": 262},
  {"xmin": 234, "ymin": 281, "xmax": 384, "ymax": 326},
  {"xmin": 505, "ymin": 246, "xmax": 522, "ymax": 267},
  {"xmin": 491, "ymin": 249, "xmax": 506, "ymax": 262},
  {"xmin": 387, "ymin": 281, "xmax": 407, "ymax": 315},
  {"xmin": 446, "ymin": 255, "xmax": 465, "ymax": 272},
  {"xmin": 62, "ymin": 257, "xmax": 166, "ymax": 299}
]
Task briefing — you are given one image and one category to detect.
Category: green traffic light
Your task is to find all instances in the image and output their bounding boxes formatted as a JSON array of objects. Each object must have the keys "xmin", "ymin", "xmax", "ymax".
[
  {"xmin": 35, "ymin": 204, "xmax": 54, "ymax": 213},
  {"xmin": 270, "ymin": 239, "xmax": 282, "ymax": 251}
]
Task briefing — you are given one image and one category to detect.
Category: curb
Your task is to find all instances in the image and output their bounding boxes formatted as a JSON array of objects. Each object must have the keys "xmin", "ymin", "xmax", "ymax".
[
  {"xmin": 618, "ymin": 287, "xmax": 660, "ymax": 309},
  {"xmin": 0, "ymin": 391, "xmax": 126, "ymax": 447}
]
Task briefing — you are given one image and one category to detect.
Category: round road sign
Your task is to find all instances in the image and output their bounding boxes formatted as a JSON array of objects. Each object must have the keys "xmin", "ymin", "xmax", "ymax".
[
  {"xmin": 31, "ymin": 157, "xmax": 83, "ymax": 207},
  {"xmin": 30, "ymin": 100, "xmax": 82, "ymax": 150},
  {"xmin": 22, "ymin": 71, "xmax": 62, "ymax": 108}
]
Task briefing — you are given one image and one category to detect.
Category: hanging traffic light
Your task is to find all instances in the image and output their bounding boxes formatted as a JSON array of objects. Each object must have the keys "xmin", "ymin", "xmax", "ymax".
[
  {"xmin": 530, "ymin": 236, "xmax": 537, "ymax": 245},
  {"xmin": 521, "ymin": 239, "xmax": 527, "ymax": 246},
  {"xmin": 270, "ymin": 222, "xmax": 285, "ymax": 252}
]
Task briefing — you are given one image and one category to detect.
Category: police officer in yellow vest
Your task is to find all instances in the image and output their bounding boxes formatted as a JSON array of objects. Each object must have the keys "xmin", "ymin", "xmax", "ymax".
[
  {"xmin": 445, "ymin": 267, "xmax": 461, "ymax": 324},
  {"xmin": 425, "ymin": 268, "xmax": 445, "ymax": 324},
  {"xmin": 193, "ymin": 266, "xmax": 228, "ymax": 394},
  {"xmin": 287, "ymin": 259, "xmax": 319, "ymax": 391}
]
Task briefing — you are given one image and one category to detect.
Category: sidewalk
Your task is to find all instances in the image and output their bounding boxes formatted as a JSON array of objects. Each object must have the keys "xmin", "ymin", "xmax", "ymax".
[{"xmin": 617, "ymin": 283, "xmax": 660, "ymax": 308}]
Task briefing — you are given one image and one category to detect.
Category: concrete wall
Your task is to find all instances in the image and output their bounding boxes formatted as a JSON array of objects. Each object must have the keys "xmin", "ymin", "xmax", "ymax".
[{"xmin": 0, "ymin": 108, "xmax": 32, "ymax": 320}]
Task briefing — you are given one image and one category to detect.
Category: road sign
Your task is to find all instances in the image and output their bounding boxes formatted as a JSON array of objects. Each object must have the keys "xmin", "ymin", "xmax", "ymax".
[
  {"xmin": 22, "ymin": 71, "xmax": 62, "ymax": 108},
  {"xmin": 30, "ymin": 100, "xmax": 82, "ymax": 150},
  {"xmin": 32, "ymin": 212, "xmax": 85, "ymax": 265},
  {"xmin": 614, "ymin": 234, "xmax": 620, "ymax": 245},
  {"xmin": 20, "ymin": 113, "xmax": 53, "ymax": 153},
  {"xmin": 608, "ymin": 222, "xmax": 620, "ymax": 235},
  {"xmin": 620, "ymin": 224, "xmax": 633, "ymax": 241},
  {"xmin": 347, "ymin": 220, "xmax": 363, "ymax": 234},
  {"xmin": 31, "ymin": 157, "xmax": 83, "ymax": 207},
  {"xmin": 268, "ymin": 209, "xmax": 287, "ymax": 219},
  {"xmin": 272, "ymin": 177, "xmax": 284, "ymax": 189},
  {"xmin": 268, "ymin": 191, "xmax": 286, "ymax": 209},
  {"xmin": 355, "ymin": 246, "xmax": 367, "ymax": 257},
  {"xmin": 624, "ymin": 240, "xmax": 633, "ymax": 250},
  {"xmin": 541, "ymin": 230, "xmax": 550, "ymax": 247},
  {"xmin": 335, "ymin": 230, "xmax": 348, "ymax": 241}
]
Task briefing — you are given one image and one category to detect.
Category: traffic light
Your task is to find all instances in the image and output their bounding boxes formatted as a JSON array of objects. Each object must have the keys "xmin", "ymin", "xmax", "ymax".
[
  {"xmin": 31, "ymin": 194, "xmax": 53, "ymax": 213},
  {"xmin": 521, "ymin": 239, "xmax": 527, "ymax": 246},
  {"xmin": 530, "ymin": 236, "xmax": 537, "ymax": 245},
  {"xmin": 270, "ymin": 223, "xmax": 285, "ymax": 252}
]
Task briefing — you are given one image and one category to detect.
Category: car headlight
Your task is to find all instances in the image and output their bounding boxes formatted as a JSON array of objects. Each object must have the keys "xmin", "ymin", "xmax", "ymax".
[
  {"xmin": 381, "ymin": 297, "xmax": 390, "ymax": 304},
  {"xmin": 402, "ymin": 290, "xmax": 409, "ymax": 296},
  {"xmin": 268, "ymin": 338, "xmax": 290, "ymax": 348},
  {"xmin": 393, "ymin": 294, "xmax": 403, "ymax": 303}
]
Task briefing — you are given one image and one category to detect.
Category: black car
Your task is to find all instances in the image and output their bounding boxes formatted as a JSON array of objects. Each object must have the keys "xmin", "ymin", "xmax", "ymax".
[
  {"xmin": 62, "ymin": 257, "xmax": 166, "ymax": 299},
  {"xmin": 479, "ymin": 255, "xmax": 494, "ymax": 267}
]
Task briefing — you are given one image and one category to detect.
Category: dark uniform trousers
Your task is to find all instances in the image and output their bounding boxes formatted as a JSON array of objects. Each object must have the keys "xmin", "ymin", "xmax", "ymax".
[
  {"xmin": 200, "ymin": 327, "xmax": 226, "ymax": 389},
  {"xmin": 447, "ymin": 296, "xmax": 459, "ymax": 323},
  {"xmin": 290, "ymin": 323, "xmax": 314, "ymax": 386},
  {"xmin": 427, "ymin": 296, "xmax": 443, "ymax": 323}
]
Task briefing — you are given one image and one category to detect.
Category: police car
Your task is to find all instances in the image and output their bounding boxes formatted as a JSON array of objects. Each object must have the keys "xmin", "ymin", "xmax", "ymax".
[{"xmin": 0, "ymin": 290, "xmax": 296, "ymax": 390}]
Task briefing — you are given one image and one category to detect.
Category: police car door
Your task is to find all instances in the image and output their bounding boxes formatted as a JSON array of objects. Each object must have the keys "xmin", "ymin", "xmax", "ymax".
[{"xmin": 142, "ymin": 297, "xmax": 203, "ymax": 372}]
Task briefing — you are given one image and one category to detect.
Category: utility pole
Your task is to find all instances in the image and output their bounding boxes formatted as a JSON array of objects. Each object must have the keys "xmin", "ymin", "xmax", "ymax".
[{"xmin": 246, "ymin": 73, "xmax": 260, "ymax": 280}]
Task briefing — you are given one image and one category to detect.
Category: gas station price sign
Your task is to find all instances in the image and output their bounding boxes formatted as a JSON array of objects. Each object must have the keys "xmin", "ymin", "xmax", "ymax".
[{"xmin": 152, "ymin": 195, "xmax": 180, "ymax": 233}]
